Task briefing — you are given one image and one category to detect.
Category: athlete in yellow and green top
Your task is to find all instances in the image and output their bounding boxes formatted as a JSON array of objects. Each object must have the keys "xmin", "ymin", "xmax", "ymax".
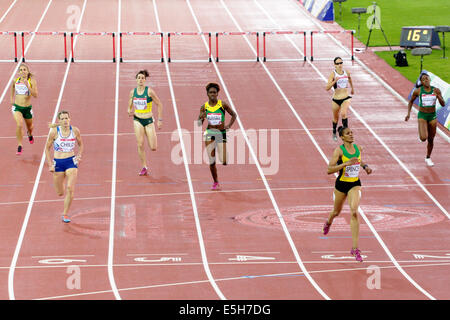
[
  {"xmin": 405, "ymin": 73, "xmax": 445, "ymax": 167},
  {"xmin": 197, "ymin": 82, "xmax": 236, "ymax": 190},
  {"xmin": 128, "ymin": 69, "xmax": 163, "ymax": 176},
  {"xmin": 323, "ymin": 126, "xmax": 372, "ymax": 262},
  {"xmin": 10, "ymin": 63, "xmax": 38, "ymax": 155}
]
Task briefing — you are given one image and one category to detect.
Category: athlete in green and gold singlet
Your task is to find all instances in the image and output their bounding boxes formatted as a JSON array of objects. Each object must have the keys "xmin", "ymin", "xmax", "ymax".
[
  {"xmin": 128, "ymin": 69, "xmax": 163, "ymax": 176},
  {"xmin": 197, "ymin": 83, "xmax": 236, "ymax": 190},
  {"xmin": 406, "ymin": 73, "xmax": 445, "ymax": 166},
  {"xmin": 11, "ymin": 63, "xmax": 38, "ymax": 155},
  {"xmin": 323, "ymin": 126, "xmax": 372, "ymax": 262}
]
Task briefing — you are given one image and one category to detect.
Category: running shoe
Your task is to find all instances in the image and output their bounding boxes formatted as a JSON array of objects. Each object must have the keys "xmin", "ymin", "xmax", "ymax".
[
  {"xmin": 425, "ymin": 157, "xmax": 434, "ymax": 167},
  {"xmin": 62, "ymin": 215, "xmax": 71, "ymax": 223},
  {"xmin": 350, "ymin": 248, "xmax": 363, "ymax": 262},
  {"xmin": 332, "ymin": 133, "xmax": 337, "ymax": 141},
  {"xmin": 211, "ymin": 182, "xmax": 220, "ymax": 190},
  {"xmin": 138, "ymin": 167, "xmax": 148, "ymax": 176},
  {"xmin": 322, "ymin": 221, "xmax": 331, "ymax": 235},
  {"xmin": 28, "ymin": 135, "xmax": 34, "ymax": 144},
  {"xmin": 16, "ymin": 145, "xmax": 22, "ymax": 155}
]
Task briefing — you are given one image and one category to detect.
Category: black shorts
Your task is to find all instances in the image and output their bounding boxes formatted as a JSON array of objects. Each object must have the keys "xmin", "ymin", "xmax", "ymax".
[
  {"xmin": 332, "ymin": 96, "xmax": 352, "ymax": 106},
  {"xmin": 134, "ymin": 115, "xmax": 153, "ymax": 127},
  {"xmin": 335, "ymin": 179, "xmax": 361, "ymax": 194}
]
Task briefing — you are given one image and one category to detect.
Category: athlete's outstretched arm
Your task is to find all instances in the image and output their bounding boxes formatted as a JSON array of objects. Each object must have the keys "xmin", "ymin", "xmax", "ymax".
[
  {"xmin": 325, "ymin": 72, "xmax": 336, "ymax": 91},
  {"xmin": 347, "ymin": 70, "xmax": 354, "ymax": 94},
  {"xmin": 327, "ymin": 147, "xmax": 358, "ymax": 174},
  {"xmin": 358, "ymin": 146, "xmax": 372, "ymax": 174},
  {"xmin": 223, "ymin": 101, "xmax": 237, "ymax": 130},
  {"xmin": 434, "ymin": 87, "xmax": 445, "ymax": 106},
  {"xmin": 74, "ymin": 126, "xmax": 84, "ymax": 164},
  {"xmin": 149, "ymin": 88, "xmax": 163, "ymax": 129},
  {"xmin": 28, "ymin": 77, "xmax": 38, "ymax": 98},
  {"xmin": 405, "ymin": 88, "xmax": 419, "ymax": 121},
  {"xmin": 45, "ymin": 128, "xmax": 57, "ymax": 172},
  {"xmin": 197, "ymin": 105, "xmax": 206, "ymax": 127},
  {"xmin": 128, "ymin": 89, "xmax": 134, "ymax": 116}
]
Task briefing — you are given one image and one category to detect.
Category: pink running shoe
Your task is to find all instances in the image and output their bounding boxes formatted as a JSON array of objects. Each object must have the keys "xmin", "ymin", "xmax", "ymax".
[
  {"xmin": 28, "ymin": 135, "xmax": 34, "ymax": 144},
  {"xmin": 323, "ymin": 221, "xmax": 331, "ymax": 235},
  {"xmin": 16, "ymin": 145, "xmax": 23, "ymax": 155},
  {"xmin": 138, "ymin": 167, "xmax": 148, "ymax": 176},
  {"xmin": 211, "ymin": 182, "xmax": 220, "ymax": 190},
  {"xmin": 350, "ymin": 248, "xmax": 363, "ymax": 262}
]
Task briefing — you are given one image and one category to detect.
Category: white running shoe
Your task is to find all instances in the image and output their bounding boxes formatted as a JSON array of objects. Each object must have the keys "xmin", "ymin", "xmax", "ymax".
[{"xmin": 425, "ymin": 157, "xmax": 434, "ymax": 167}]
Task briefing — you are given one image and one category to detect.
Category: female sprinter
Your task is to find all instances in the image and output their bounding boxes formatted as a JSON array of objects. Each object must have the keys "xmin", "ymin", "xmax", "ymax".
[
  {"xmin": 45, "ymin": 111, "xmax": 83, "ymax": 223},
  {"xmin": 405, "ymin": 73, "xmax": 445, "ymax": 166},
  {"xmin": 128, "ymin": 69, "xmax": 163, "ymax": 176},
  {"xmin": 322, "ymin": 126, "xmax": 372, "ymax": 262},
  {"xmin": 11, "ymin": 63, "xmax": 38, "ymax": 155},
  {"xmin": 197, "ymin": 83, "xmax": 236, "ymax": 190},
  {"xmin": 325, "ymin": 57, "xmax": 354, "ymax": 141}
]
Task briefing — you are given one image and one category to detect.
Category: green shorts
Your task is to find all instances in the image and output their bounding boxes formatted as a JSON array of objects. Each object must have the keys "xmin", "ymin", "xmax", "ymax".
[
  {"xmin": 133, "ymin": 115, "xmax": 153, "ymax": 127},
  {"xmin": 417, "ymin": 111, "xmax": 436, "ymax": 122},
  {"xmin": 12, "ymin": 104, "xmax": 33, "ymax": 119}
]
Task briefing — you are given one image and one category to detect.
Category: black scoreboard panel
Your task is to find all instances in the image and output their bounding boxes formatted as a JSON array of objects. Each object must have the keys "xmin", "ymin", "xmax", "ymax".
[{"xmin": 400, "ymin": 27, "xmax": 433, "ymax": 47}]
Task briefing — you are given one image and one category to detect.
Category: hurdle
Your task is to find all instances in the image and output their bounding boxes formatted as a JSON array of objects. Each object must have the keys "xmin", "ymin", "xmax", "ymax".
[
  {"xmin": 310, "ymin": 30, "xmax": 354, "ymax": 61},
  {"xmin": 215, "ymin": 31, "xmax": 259, "ymax": 62},
  {"xmin": 262, "ymin": 31, "xmax": 307, "ymax": 62},
  {"xmin": 119, "ymin": 32, "xmax": 164, "ymax": 63},
  {"xmin": 0, "ymin": 31, "xmax": 18, "ymax": 62},
  {"xmin": 167, "ymin": 32, "xmax": 212, "ymax": 62},
  {"xmin": 70, "ymin": 32, "xmax": 116, "ymax": 63},
  {"xmin": 20, "ymin": 31, "xmax": 68, "ymax": 63}
]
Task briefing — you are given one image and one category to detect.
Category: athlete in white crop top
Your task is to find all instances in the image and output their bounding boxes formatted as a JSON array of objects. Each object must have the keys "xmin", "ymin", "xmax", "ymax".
[
  {"xmin": 45, "ymin": 111, "xmax": 84, "ymax": 223},
  {"xmin": 10, "ymin": 63, "xmax": 38, "ymax": 155},
  {"xmin": 326, "ymin": 57, "xmax": 355, "ymax": 141}
]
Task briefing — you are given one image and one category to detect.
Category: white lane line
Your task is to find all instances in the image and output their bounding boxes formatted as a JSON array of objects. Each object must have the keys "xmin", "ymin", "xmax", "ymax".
[
  {"xmin": 153, "ymin": 0, "xmax": 226, "ymax": 300},
  {"xmin": 248, "ymin": 0, "xmax": 437, "ymax": 300},
  {"xmin": 0, "ymin": 182, "xmax": 448, "ymax": 207},
  {"xmin": 34, "ymin": 261, "xmax": 450, "ymax": 300},
  {"xmin": 126, "ymin": 253, "xmax": 189, "ymax": 256},
  {"xmin": 187, "ymin": 0, "xmax": 331, "ymax": 300},
  {"xmin": 0, "ymin": 0, "xmax": 18, "ymax": 24},
  {"xmin": 107, "ymin": 0, "xmax": 122, "ymax": 300},
  {"xmin": 0, "ymin": 126, "xmax": 430, "ymax": 139},
  {"xmin": 7, "ymin": 0, "xmax": 88, "ymax": 300}
]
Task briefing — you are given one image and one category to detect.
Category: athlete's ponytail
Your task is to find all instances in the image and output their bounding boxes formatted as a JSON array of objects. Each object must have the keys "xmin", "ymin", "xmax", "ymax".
[
  {"xmin": 337, "ymin": 126, "xmax": 345, "ymax": 137},
  {"xmin": 136, "ymin": 69, "xmax": 150, "ymax": 79}
]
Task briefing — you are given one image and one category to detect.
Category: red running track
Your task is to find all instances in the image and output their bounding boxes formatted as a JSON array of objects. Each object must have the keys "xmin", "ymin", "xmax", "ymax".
[{"xmin": 0, "ymin": 0, "xmax": 448, "ymax": 300}]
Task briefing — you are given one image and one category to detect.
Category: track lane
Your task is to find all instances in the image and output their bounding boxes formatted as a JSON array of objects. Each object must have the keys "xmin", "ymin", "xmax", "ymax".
[
  {"xmin": 223, "ymin": 0, "xmax": 449, "ymax": 298},
  {"xmin": 9, "ymin": 0, "xmax": 119, "ymax": 300}
]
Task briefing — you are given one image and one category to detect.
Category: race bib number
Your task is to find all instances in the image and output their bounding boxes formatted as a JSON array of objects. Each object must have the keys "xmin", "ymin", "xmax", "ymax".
[
  {"xmin": 207, "ymin": 113, "xmax": 222, "ymax": 125},
  {"xmin": 344, "ymin": 163, "xmax": 360, "ymax": 178},
  {"xmin": 15, "ymin": 83, "xmax": 29, "ymax": 95},
  {"xmin": 133, "ymin": 98, "xmax": 147, "ymax": 110},
  {"xmin": 421, "ymin": 94, "xmax": 436, "ymax": 107},
  {"xmin": 336, "ymin": 77, "xmax": 348, "ymax": 89}
]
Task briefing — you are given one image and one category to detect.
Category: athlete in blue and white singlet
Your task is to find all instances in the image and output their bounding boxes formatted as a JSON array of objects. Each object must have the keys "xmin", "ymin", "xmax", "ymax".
[{"xmin": 45, "ymin": 111, "xmax": 84, "ymax": 223}]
